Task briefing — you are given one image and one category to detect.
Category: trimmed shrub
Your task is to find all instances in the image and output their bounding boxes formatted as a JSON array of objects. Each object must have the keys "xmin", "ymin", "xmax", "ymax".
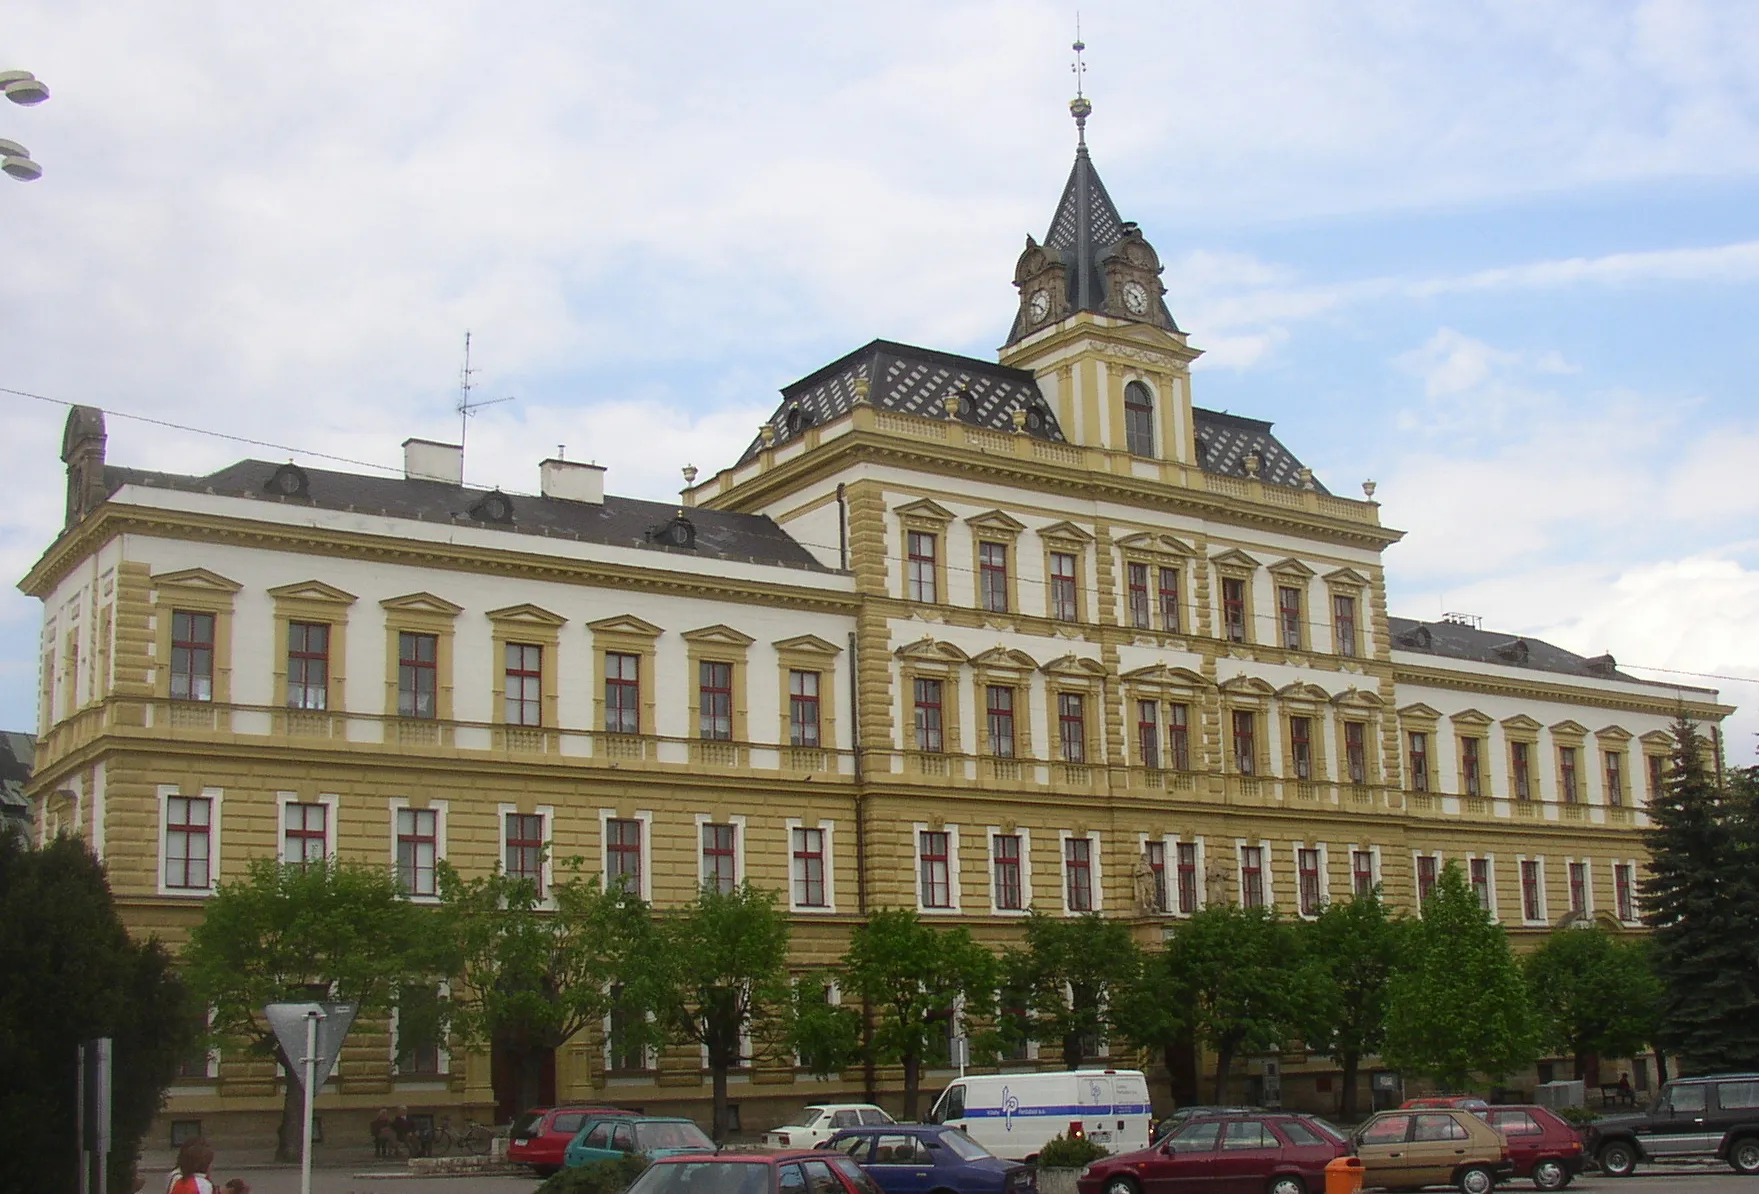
[
  {"xmin": 1037, "ymin": 1133, "xmax": 1109, "ymax": 1169},
  {"xmin": 538, "ymin": 1153, "xmax": 651, "ymax": 1194}
]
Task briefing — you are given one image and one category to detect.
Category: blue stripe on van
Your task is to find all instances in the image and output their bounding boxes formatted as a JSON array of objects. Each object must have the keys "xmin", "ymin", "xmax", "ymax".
[{"xmin": 963, "ymin": 1104, "xmax": 1152, "ymax": 1119}]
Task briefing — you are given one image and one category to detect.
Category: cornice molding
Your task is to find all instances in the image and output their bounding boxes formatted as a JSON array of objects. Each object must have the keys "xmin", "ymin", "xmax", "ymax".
[{"xmin": 1396, "ymin": 663, "xmax": 1732, "ymax": 720}]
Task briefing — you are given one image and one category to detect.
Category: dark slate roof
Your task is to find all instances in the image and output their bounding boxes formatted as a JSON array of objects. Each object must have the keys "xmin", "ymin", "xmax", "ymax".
[
  {"xmin": 738, "ymin": 339, "xmax": 1067, "ymax": 464},
  {"xmin": 1387, "ymin": 616, "xmax": 1714, "ymax": 692},
  {"xmin": 1005, "ymin": 144, "xmax": 1181, "ymax": 345},
  {"xmin": 101, "ymin": 461, "xmax": 832, "ymax": 572},
  {"xmin": 1193, "ymin": 408, "xmax": 1328, "ymax": 494},
  {"xmin": 0, "ymin": 731, "xmax": 32, "ymax": 829}
]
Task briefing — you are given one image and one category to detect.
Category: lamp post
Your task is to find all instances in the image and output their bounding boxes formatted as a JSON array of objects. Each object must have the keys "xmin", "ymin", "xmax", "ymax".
[{"xmin": 2, "ymin": 69, "xmax": 50, "ymax": 182}]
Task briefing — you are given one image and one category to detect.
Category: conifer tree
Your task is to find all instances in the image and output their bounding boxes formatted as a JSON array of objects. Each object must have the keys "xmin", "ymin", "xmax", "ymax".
[{"xmin": 1641, "ymin": 719, "xmax": 1759, "ymax": 1071}]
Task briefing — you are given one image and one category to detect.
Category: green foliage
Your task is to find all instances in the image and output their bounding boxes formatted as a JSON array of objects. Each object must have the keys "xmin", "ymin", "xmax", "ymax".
[
  {"xmin": 1525, "ymin": 926, "xmax": 1661, "ymax": 1075},
  {"xmin": 1036, "ymin": 1132, "xmax": 1110, "ymax": 1168},
  {"xmin": 1164, "ymin": 903, "xmax": 1315, "ymax": 1101},
  {"xmin": 537, "ymin": 1152, "xmax": 650, "ymax": 1194},
  {"xmin": 1642, "ymin": 719, "xmax": 1759, "ymax": 1072},
  {"xmin": 641, "ymin": 883, "xmax": 795, "ymax": 1139},
  {"xmin": 1555, "ymin": 1105, "xmax": 1603, "ymax": 1128},
  {"xmin": 1003, "ymin": 912, "xmax": 1142, "ymax": 1070},
  {"xmin": 185, "ymin": 856, "xmax": 444, "ymax": 1157},
  {"xmin": 789, "ymin": 972, "xmax": 861, "ymax": 1078},
  {"xmin": 1299, "ymin": 889, "xmax": 1405, "ymax": 1117},
  {"xmin": 840, "ymin": 908, "xmax": 998, "ymax": 1118},
  {"xmin": 1384, "ymin": 861, "xmax": 1538, "ymax": 1087},
  {"xmin": 0, "ymin": 833, "xmax": 195, "ymax": 1194}
]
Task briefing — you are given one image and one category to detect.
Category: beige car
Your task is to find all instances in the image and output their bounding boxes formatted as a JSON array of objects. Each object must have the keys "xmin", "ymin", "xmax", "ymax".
[{"xmin": 1354, "ymin": 1109, "xmax": 1511, "ymax": 1194}]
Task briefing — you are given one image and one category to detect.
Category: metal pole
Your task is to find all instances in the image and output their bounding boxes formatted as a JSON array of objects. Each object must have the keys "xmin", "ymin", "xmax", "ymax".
[
  {"xmin": 77, "ymin": 1042, "xmax": 87, "ymax": 1194},
  {"xmin": 301, "ymin": 1010, "xmax": 321, "ymax": 1194}
]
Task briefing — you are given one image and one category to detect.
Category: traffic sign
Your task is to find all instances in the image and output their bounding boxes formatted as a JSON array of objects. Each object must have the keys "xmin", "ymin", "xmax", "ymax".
[{"xmin": 265, "ymin": 1001, "xmax": 358, "ymax": 1091}]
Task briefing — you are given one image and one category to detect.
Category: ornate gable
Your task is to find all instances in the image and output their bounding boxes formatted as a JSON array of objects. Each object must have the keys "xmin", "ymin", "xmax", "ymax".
[
  {"xmin": 895, "ymin": 636, "xmax": 970, "ymax": 664},
  {"xmin": 772, "ymin": 634, "xmax": 842, "ymax": 656},
  {"xmin": 265, "ymin": 579, "xmax": 357, "ymax": 605},
  {"xmin": 1037, "ymin": 520, "xmax": 1094, "ymax": 544},
  {"xmin": 485, "ymin": 602, "xmax": 567, "ymax": 627},
  {"xmin": 682, "ymin": 624, "xmax": 757, "ymax": 647},
  {"xmin": 1041, "ymin": 653, "xmax": 1107, "ymax": 677},
  {"xmin": 588, "ymin": 614, "xmax": 664, "ymax": 639},
  {"xmin": 152, "ymin": 567, "xmax": 243, "ymax": 594},
  {"xmin": 380, "ymin": 591, "xmax": 464, "ymax": 617},
  {"xmin": 971, "ymin": 646, "xmax": 1039, "ymax": 671},
  {"xmin": 1211, "ymin": 548, "xmax": 1261, "ymax": 570},
  {"xmin": 965, "ymin": 509, "xmax": 1027, "ymax": 535},
  {"xmin": 1115, "ymin": 532, "xmax": 1196, "ymax": 557},
  {"xmin": 894, "ymin": 498, "xmax": 955, "ymax": 523}
]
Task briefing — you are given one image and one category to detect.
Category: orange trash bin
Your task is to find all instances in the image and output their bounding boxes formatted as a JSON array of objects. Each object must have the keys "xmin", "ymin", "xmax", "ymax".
[{"xmin": 1325, "ymin": 1155, "xmax": 1364, "ymax": 1194}]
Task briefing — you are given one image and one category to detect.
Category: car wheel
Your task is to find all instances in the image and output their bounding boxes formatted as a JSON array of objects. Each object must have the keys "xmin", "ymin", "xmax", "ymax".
[
  {"xmin": 1457, "ymin": 1165, "xmax": 1496, "ymax": 1194},
  {"xmin": 1105, "ymin": 1177, "xmax": 1141, "ymax": 1194},
  {"xmin": 1269, "ymin": 1177, "xmax": 1306, "ymax": 1194},
  {"xmin": 1597, "ymin": 1142, "xmax": 1638, "ymax": 1178},
  {"xmin": 1731, "ymin": 1136, "xmax": 1759, "ymax": 1176},
  {"xmin": 1530, "ymin": 1160, "xmax": 1567, "ymax": 1191}
]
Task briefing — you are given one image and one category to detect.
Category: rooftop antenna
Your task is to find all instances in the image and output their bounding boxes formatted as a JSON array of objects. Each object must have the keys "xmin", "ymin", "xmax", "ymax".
[
  {"xmin": 456, "ymin": 331, "xmax": 516, "ymax": 457},
  {"xmin": 1070, "ymin": 16, "xmax": 1090, "ymax": 146}
]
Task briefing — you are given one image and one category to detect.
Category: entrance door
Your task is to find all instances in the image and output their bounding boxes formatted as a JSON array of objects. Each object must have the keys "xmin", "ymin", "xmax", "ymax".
[{"xmin": 491, "ymin": 1040, "xmax": 556, "ymax": 1126}]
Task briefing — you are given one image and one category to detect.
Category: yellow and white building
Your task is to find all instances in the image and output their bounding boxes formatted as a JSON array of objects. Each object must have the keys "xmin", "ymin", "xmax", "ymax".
[{"xmin": 22, "ymin": 116, "xmax": 1730, "ymax": 1145}]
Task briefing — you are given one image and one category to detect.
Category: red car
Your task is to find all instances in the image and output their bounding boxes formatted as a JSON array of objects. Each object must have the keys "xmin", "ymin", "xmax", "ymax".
[
  {"xmin": 624, "ymin": 1148, "xmax": 886, "ymax": 1194},
  {"xmin": 507, "ymin": 1105, "xmax": 635, "ymax": 1175},
  {"xmin": 1479, "ymin": 1105, "xmax": 1585, "ymax": 1191},
  {"xmin": 1078, "ymin": 1112, "xmax": 1346, "ymax": 1194}
]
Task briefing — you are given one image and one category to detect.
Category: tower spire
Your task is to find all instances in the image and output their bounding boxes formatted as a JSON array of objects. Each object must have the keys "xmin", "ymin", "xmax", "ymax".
[{"xmin": 1069, "ymin": 19, "xmax": 1090, "ymax": 148}]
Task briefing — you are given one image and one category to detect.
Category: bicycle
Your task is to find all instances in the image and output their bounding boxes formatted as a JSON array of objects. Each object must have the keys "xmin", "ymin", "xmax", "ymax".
[{"xmin": 458, "ymin": 1118, "xmax": 495, "ymax": 1156}]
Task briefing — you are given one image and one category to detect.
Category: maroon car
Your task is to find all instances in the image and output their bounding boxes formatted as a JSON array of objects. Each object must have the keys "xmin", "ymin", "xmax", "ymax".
[
  {"xmin": 625, "ymin": 1148, "xmax": 886, "ymax": 1194},
  {"xmin": 1479, "ymin": 1105, "xmax": 1585, "ymax": 1191},
  {"xmin": 1078, "ymin": 1112, "xmax": 1346, "ymax": 1194},
  {"xmin": 507, "ymin": 1105, "xmax": 634, "ymax": 1176}
]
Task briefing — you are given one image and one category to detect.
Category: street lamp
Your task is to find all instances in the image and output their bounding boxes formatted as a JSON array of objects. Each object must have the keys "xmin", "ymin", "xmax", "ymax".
[{"xmin": 2, "ymin": 69, "xmax": 49, "ymax": 182}]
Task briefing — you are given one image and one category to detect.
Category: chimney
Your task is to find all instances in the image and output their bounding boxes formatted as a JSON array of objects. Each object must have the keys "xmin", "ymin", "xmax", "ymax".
[
  {"xmin": 539, "ymin": 458, "xmax": 605, "ymax": 504},
  {"xmin": 60, "ymin": 405, "xmax": 109, "ymax": 528},
  {"xmin": 403, "ymin": 438, "xmax": 462, "ymax": 485}
]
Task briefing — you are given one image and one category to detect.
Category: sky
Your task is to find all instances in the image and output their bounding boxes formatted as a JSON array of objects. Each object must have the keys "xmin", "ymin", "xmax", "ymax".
[{"xmin": 3, "ymin": 0, "xmax": 1756, "ymax": 756}]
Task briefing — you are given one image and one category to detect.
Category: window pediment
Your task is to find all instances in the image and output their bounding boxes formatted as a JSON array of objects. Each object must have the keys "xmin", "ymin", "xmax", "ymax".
[
  {"xmin": 265, "ymin": 579, "xmax": 357, "ymax": 606},
  {"xmin": 1450, "ymin": 708, "xmax": 1494, "ymax": 727},
  {"xmin": 894, "ymin": 498, "xmax": 955, "ymax": 524},
  {"xmin": 152, "ymin": 567, "xmax": 243, "ymax": 594},
  {"xmin": 1268, "ymin": 557, "xmax": 1316, "ymax": 579},
  {"xmin": 970, "ymin": 646, "xmax": 1038, "ymax": 671},
  {"xmin": 1332, "ymin": 687, "xmax": 1384, "ymax": 709},
  {"xmin": 1121, "ymin": 663, "xmax": 1210, "ymax": 689},
  {"xmin": 1596, "ymin": 725, "xmax": 1634, "ymax": 743},
  {"xmin": 485, "ymin": 602, "xmax": 567, "ymax": 627},
  {"xmin": 1219, "ymin": 674, "xmax": 1277, "ymax": 697},
  {"xmin": 380, "ymin": 591, "xmax": 463, "ymax": 617},
  {"xmin": 1500, "ymin": 713, "xmax": 1543, "ymax": 732},
  {"xmin": 1211, "ymin": 548, "xmax": 1261, "ymax": 571},
  {"xmin": 1037, "ymin": 520, "xmax": 1094, "ymax": 545},
  {"xmin": 1398, "ymin": 702, "xmax": 1442, "ymax": 723},
  {"xmin": 588, "ymin": 614, "xmax": 663, "ymax": 639},
  {"xmin": 1115, "ymin": 532, "xmax": 1196, "ymax": 557},
  {"xmin": 682, "ymin": 624, "xmax": 757, "ymax": 648},
  {"xmin": 1277, "ymin": 681, "xmax": 1332, "ymax": 704},
  {"xmin": 1639, "ymin": 729, "xmax": 1674, "ymax": 748},
  {"xmin": 895, "ymin": 636, "xmax": 969, "ymax": 664},
  {"xmin": 1550, "ymin": 719, "xmax": 1589, "ymax": 738},
  {"xmin": 1041, "ymin": 653, "xmax": 1107, "ymax": 677},
  {"xmin": 965, "ymin": 509, "xmax": 1027, "ymax": 535},
  {"xmin": 773, "ymin": 634, "xmax": 842, "ymax": 656},
  {"xmin": 1324, "ymin": 567, "xmax": 1372, "ymax": 588}
]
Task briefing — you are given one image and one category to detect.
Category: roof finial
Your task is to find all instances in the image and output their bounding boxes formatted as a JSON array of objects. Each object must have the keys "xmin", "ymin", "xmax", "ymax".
[{"xmin": 1069, "ymin": 17, "xmax": 1091, "ymax": 147}]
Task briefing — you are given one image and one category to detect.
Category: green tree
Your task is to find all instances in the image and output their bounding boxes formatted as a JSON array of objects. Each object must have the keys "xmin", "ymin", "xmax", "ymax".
[
  {"xmin": 1300, "ymin": 889, "xmax": 1404, "ymax": 1118},
  {"xmin": 0, "ymin": 833, "xmax": 195, "ymax": 1193},
  {"xmin": 643, "ymin": 882, "xmax": 794, "ymax": 1141},
  {"xmin": 789, "ymin": 972, "xmax": 862, "ymax": 1079},
  {"xmin": 1384, "ymin": 861, "xmax": 1538, "ymax": 1089},
  {"xmin": 1164, "ymin": 904, "xmax": 1312, "ymax": 1102},
  {"xmin": 1107, "ymin": 946, "xmax": 1190, "ymax": 1104},
  {"xmin": 438, "ymin": 859, "xmax": 653, "ymax": 1119},
  {"xmin": 839, "ymin": 908, "xmax": 998, "ymax": 1119},
  {"xmin": 1642, "ymin": 719, "xmax": 1759, "ymax": 1072},
  {"xmin": 1002, "ymin": 912, "xmax": 1142, "ymax": 1069},
  {"xmin": 185, "ymin": 858, "xmax": 441, "ymax": 1159},
  {"xmin": 1525, "ymin": 926, "xmax": 1662, "ymax": 1080}
]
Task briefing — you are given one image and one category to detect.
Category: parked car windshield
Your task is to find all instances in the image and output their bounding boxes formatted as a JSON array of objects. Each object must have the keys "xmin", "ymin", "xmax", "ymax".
[
  {"xmin": 511, "ymin": 1111, "xmax": 544, "ymax": 1138},
  {"xmin": 630, "ymin": 1162, "xmax": 770, "ymax": 1194},
  {"xmin": 939, "ymin": 1130, "xmax": 994, "ymax": 1161},
  {"xmin": 637, "ymin": 1121, "xmax": 715, "ymax": 1152},
  {"xmin": 784, "ymin": 1109, "xmax": 825, "ymax": 1128}
]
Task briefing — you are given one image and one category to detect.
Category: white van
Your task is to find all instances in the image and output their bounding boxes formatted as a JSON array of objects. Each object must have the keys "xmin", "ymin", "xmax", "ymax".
[{"xmin": 926, "ymin": 1069, "xmax": 1154, "ymax": 1161}]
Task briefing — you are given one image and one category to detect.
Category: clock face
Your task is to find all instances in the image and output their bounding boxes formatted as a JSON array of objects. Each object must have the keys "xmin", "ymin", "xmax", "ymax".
[
  {"xmin": 1122, "ymin": 280, "xmax": 1150, "ymax": 316},
  {"xmin": 1028, "ymin": 289, "xmax": 1050, "ymax": 322}
]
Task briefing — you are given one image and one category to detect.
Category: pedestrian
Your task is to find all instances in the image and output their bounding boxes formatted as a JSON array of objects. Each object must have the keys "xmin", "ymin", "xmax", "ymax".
[
  {"xmin": 392, "ymin": 1106, "xmax": 418, "ymax": 1157},
  {"xmin": 221, "ymin": 1181, "xmax": 250, "ymax": 1194},
  {"xmin": 165, "ymin": 1138, "xmax": 216, "ymax": 1194},
  {"xmin": 372, "ymin": 1106, "xmax": 393, "ymax": 1158}
]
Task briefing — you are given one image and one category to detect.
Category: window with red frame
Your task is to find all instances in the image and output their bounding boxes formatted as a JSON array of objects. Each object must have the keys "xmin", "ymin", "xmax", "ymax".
[
  {"xmin": 1648, "ymin": 754, "xmax": 1665, "ymax": 800},
  {"xmin": 1222, "ymin": 578, "xmax": 1247, "ymax": 643},
  {"xmin": 702, "ymin": 823, "xmax": 736, "ymax": 894},
  {"xmin": 397, "ymin": 631, "xmax": 438, "ymax": 719},
  {"xmin": 1521, "ymin": 859, "xmax": 1542, "ymax": 921},
  {"xmin": 986, "ymin": 685, "xmax": 1016, "ymax": 758},
  {"xmin": 1145, "ymin": 840, "xmax": 1168, "ymax": 913},
  {"xmin": 1605, "ymin": 752, "xmax": 1625, "ymax": 806},
  {"xmin": 1127, "ymin": 563, "xmax": 1152, "ymax": 629},
  {"xmin": 1137, "ymin": 700, "xmax": 1160, "ymax": 769},
  {"xmin": 396, "ymin": 807, "xmax": 438, "ymax": 897},
  {"xmin": 699, "ymin": 661, "xmax": 733, "ymax": 740},
  {"xmin": 1290, "ymin": 716, "xmax": 1313, "ymax": 780},
  {"xmin": 606, "ymin": 818, "xmax": 642, "ymax": 892},
  {"xmin": 906, "ymin": 531, "xmax": 938, "ymax": 603},
  {"xmin": 1232, "ymin": 710, "xmax": 1256, "ymax": 774},
  {"xmin": 914, "ymin": 678, "xmax": 944, "ymax": 753},
  {"xmin": 164, "ymin": 795, "xmax": 211, "ymax": 890},
  {"xmin": 504, "ymin": 643, "xmax": 543, "ymax": 726},
  {"xmin": 1278, "ymin": 586, "xmax": 1302, "ymax": 649},
  {"xmin": 1176, "ymin": 842, "xmax": 1198, "ymax": 913},
  {"xmin": 1158, "ymin": 567, "xmax": 1182, "ymax": 633},
  {"xmin": 1513, "ymin": 741, "xmax": 1532, "ymax": 800},
  {"xmin": 1240, "ymin": 845, "xmax": 1266, "ymax": 908},
  {"xmin": 1417, "ymin": 854, "xmax": 1438, "ymax": 904},
  {"xmin": 1058, "ymin": 692, "xmax": 1086, "ymax": 764},
  {"xmin": 1615, "ymin": 863, "xmax": 1635, "ymax": 922},
  {"xmin": 1334, "ymin": 594, "xmax": 1358, "ymax": 657},
  {"xmin": 1352, "ymin": 849, "xmax": 1376, "ymax": 896},
  {"xmin": 1560, "ymin": 747, "xmax": 1579, "ymax": 802},
  {"xmin": 1470, "ymin": 857, "xmax": 1492, "ymax": 910},
  {"xmin": 1050, "ymin": 552, "xmax": 1079, "ymax": 621},
  {"xmin": 605, "ymin": 651, "xmax": 640, "ymax": 733},
  {"xmin": 1408, "ymin": 731, "xmax": 1429, "ymax": 792},
  {"xmin": 1462, "ymin": 737, "xmax": 1482, "ymax": 797},
  {"xmin": 1064, "ymin": 837, "xmax": 1093, "ymax": 911},
  {"xmin": 978, "ymin": 542, "xmax": 1009, "ymax": 613},
  {"xmin": 1569, "ymin": 861, "xmax": 1587, "ymax": 915},
  {"xmin": 1298, "ymin": 847, "xmax": 1321, "ymax": 916},
  {"xmin": 505, "ymin": 813, "xmax": 545, "ymax": 895},
  {"xmin": 793, "ymin": 828, "xmax": 825, "ymax": 908},
  {"xmin": 170, "ymin": 610, "xmax": 215, "ymax": 702},
  {"xmin": 283, "ymin": 801, "xmax": 326, "ymax": 866},
  {"xmin": 286, "ymin": 621, "xmax": 329, "ymax": 711},
  {"xmin": 1168, "ymin": 703, "xmax": 1191, "ymax": 771},
  {"xmin": 992, "ymin": 834, "xmax": 1023, "ymax": 911},
  {"xmin": 919, "ymin": 830, "xmax": 952, "ymax": 909},
  {"xmin": 1345, "ymin": 722, "xmax": 1368, "ymax": 785},
  {"xmin": 788, "ymin": 670, "xmax": 820, "ymax": 748}
]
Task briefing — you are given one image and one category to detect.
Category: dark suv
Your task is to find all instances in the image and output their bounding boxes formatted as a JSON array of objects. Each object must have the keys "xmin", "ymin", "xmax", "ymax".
[{"xmin": 1586, "ymin": 1073, "xmax": 1759, "ymax": 1176}]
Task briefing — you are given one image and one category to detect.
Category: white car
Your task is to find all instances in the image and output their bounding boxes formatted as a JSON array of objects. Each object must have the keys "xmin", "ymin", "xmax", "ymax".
[{"xmin": 764, "ymin": 1103, "xmax": 895, "ymax": 1148}]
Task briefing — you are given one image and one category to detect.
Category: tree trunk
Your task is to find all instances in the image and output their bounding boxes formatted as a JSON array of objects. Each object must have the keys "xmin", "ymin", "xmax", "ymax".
[
  {"xmin": 1164, "ymin": 1031, "xmax": 1199, "ymax": 1107},
  {"xmin": 275, "ymin": 1041, "xmax": 303, "ymax": 1163},
  {"xmin": 1653, "ymin": 1049, "xmax": 1669, "ymax": 1085},
  {"xmin": 711, "ymin": 1063, "xmax": 730, "ymax": 1142},
  {"xmin": 1065, "ymin": 1031, "xmax": 1085, "ymax": 1071},
  {"xmin": 1212, "ymin": 1042, "xmax": 1235, "ymax": 1104},
  {"xmin": 1340, "ymin": 1052, "xmax": 1361, "ymax": 1120},
  {"xmin": 903, "ymin": 1052, "xmax": 921, "ymax": 1121}
]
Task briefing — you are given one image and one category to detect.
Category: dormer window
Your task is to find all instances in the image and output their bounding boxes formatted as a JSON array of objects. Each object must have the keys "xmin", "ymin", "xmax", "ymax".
[{"xmin": 1124, "ymin": 381, "xmax": 1155, "ymax": 457}]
